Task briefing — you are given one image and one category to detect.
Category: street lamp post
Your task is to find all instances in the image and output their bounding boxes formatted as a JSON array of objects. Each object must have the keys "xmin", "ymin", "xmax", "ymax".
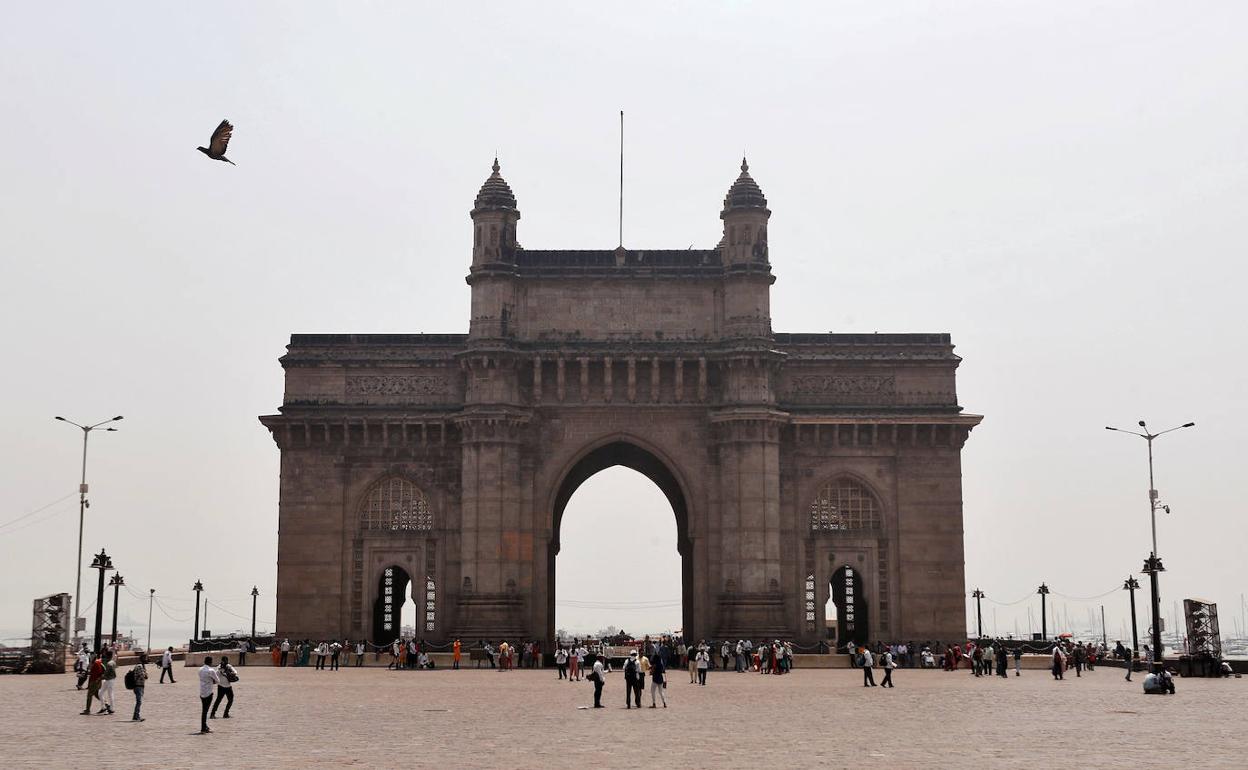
[
  {"xmin": 1124, "ymin": 576, "xmax": 1140, "ymax": 662},
  {"xmin": 55, "ymin": 415, "xmax": 122, "ymax": 645},
  {"xmin": 89, "ymin": 549, "xmax": 114, "ymax": 653},
  {"xmin": 193, "ymin": 580, "xmax": 204, "ymax": 642},
  {"xmin": 971, "ymin": 589, "xmax": 985, "ymax": 639},
  {"xmin": 147, "ymin": 589, "xmax": 155, "ymax": 652},
  {"xmin": 1106, "ymin": 420, "xmax": 1195, "ymax": 671},
  {"xmin": 108, "ymin": 573, "xmax": 124, "ymax": 645},
  {"xmin": 1037, "ymin": 583, "xmax": 1050, "ymax": 641},
  {"xmin": 250, "ymin": 586, "xmax": 259, "ymax": 642}
]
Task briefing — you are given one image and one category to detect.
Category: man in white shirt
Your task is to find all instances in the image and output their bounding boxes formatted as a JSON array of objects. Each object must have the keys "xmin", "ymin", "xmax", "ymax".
[
  {"xmin": 198, "ymin": 656, "xmax": 221, "ymax": 733},
  {"xmin": 279, "ymin": 638, "xmax": 291, "ymax": 667},
  {"xmin": 160, "ymin": 646, "xmax": 176, "ymax": 683},
  {"xmin": 860, "ymin": 647, "xmax": 876, "ymax": 687},
  {"xmin": 75, "ymin": 646, "xmax": 90, "ymax": 689},
  {"xmin": 210, "ymin": 655, "xmax": 236, "ymax": 719},
  {"xmin": 315, "ymin": 641, "xmax": 329, "ymax": 670},
  {"xmin": 355, "ymin": 640, "xmax": 365, "ymax": 667},
  {"xmin": 590, "ymin": 656, "xmax": 606, "ymax": 708}
]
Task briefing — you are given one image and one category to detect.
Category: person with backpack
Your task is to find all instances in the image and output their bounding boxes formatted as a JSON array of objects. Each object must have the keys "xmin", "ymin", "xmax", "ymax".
[
  {"xmin": 210, "ymin": 655, "xmax": 238, "ymax": 719},
  {"xmin": 859, "ymin": 646, "xmax": 876, "ymax": 687},
  {"xmin": 127, "ymin": 652, "xmax": 149, "ymax": 721},
  {"xmin": 160, "ymin": 646, "xmax": 176, "ymax": 683},
  {"xmin": 880, "ymin": 648, "xmax": 896, "ymax": 688},
  {"xmin": 623, "ymin": 650, "xmax": 643, "ymax": 708}
]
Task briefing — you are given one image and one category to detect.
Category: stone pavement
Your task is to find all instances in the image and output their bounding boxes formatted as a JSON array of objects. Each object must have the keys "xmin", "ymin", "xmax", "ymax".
[{"xmin": 2, "ymin": 665, "xmax": 1244, "ymax": 769}]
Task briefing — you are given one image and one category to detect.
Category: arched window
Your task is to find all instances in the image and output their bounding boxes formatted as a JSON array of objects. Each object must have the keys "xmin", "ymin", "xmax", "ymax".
[
  {"xmin": 360, "ymin": 477, "xmax": 433, "ymax": 532},
  {"xmin": 810, "ymin": 478, "xmax": 881, "ymax": 531}
]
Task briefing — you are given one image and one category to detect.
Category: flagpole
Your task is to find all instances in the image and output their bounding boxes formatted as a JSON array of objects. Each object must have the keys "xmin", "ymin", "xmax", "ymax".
[{"xmin": 618, "ymin": 110, "xmax": 624, "ymax": 248}]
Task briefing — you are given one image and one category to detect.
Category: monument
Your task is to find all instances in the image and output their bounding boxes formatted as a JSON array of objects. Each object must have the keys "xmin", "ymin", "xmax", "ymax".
[{"xmin": 260, "ymin": 158, "xmax": 982, "ymax": 648}]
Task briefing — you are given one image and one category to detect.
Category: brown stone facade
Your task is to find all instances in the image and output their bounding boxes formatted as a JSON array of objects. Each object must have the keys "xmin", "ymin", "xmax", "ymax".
[{"xmin": 259, "ymin": 159, "xmax": 981, "ymax": 648}]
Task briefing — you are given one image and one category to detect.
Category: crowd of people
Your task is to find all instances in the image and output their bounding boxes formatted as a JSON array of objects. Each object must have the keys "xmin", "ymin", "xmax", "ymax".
[{"xmin": 66, "ymin": 629, "xmax": 1217, "ymax": 730}]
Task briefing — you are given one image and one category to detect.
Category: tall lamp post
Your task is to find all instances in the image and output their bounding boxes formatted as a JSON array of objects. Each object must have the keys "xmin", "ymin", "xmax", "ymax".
[
  {"xmin": 1124, "ymin": 576, "xmax": 1140, "ymax": 661},
  {"xmin": 250, "ymin": 586, "xmax": 259, "ymax": 642},
  {"xmin": 971, "ymin": 589, "xmax": 985, "ymax": 639},
  {"xmin": 147, "ymin": 589, "xmax": 155, "ymax": 652},
  {"xmin": 89, "ymin": 549, "xmax": 114, "ymax": 653},
  {"xmin": 193, "ymin": 580, "xmax": 204, "ymax": 642},
  {"xmin": 1106, "ymin": 420, "xmax": 1195, "ymax": 671},
  {"xmin": 55, "ymin": 415, "xmax": 123, "ymax": 645},
  {"xmin": 108, "ymin": 573, "xmax": 124, "ymax": 645},
  {"xmin": 1037, "ymin": 583, "xmax": 1050, "ymax": 641}
]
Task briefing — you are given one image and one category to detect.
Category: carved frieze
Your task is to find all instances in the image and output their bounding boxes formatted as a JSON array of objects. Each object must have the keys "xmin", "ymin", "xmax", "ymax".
[
  {"xmin": 346, "ymin": 375, "xmax": 452, "ymax": 398},
  {"xmin": 787, "ymin": 374, "xmax": 896, "ymax": 404}
]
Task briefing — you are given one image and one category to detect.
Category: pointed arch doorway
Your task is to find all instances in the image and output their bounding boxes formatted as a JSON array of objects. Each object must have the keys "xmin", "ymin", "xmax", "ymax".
[{"xmin": 547, "ymin": 440, "xmax": 694, "ymax": 641}]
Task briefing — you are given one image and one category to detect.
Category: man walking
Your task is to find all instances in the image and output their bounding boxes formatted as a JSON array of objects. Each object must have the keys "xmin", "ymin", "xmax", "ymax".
[
  {"xmin": 880, "ymin": 648, "xmax": 896, "ymax": 688},
  {"xmin": 1013, "ymin": 646, "xmax": 1022, "ymax": 676},
  {"xmin": 74, "ymin": 644, "xmax": 90, "ymax": 689},
  {"xmin": 356, "ymin": 640, "xmax": 366, "ymax": 667},
  {"xmin": 860, "ymin": 646, "xmax": 876, "ymax": 687},
  {"xmin": 130, "ymin": 652, "xmax": 149, "ymax": 721},
  {"xmin": 623, "ymin": 650, "xmax": 642, "ymax": 708},
  {"xmin": 160, "ymin": 646, "xmax": 176, "ymax": 683},
  {"xmin": 80, "ymin": 653, "xmax": 104, "ymax": 715},
  {"xmin": 198, "ymin": 656, "xmax": 220, "ymax": 733},
  {"xmin": 210, "ymin": 655, "xmax": 237, "ymax": 719},
  {"xmin": 99, "ymin": 648, "xmax": 118, "ymax": 714}
]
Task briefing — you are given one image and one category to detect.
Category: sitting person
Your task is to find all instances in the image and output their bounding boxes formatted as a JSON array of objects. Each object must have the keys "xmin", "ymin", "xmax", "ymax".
[{"xmin": 1142, "ymin": 668, "xmax": 1176, "ymax": 694}]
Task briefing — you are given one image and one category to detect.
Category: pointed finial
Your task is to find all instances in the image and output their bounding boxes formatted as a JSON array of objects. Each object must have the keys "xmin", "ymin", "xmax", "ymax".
[
  {"xmin": 492, "ymin": 156, "xmax": 500, "ymax": 174},
  {"xmin": 741, "ymin": 155, "xmax": 749, "ymax": 173}
]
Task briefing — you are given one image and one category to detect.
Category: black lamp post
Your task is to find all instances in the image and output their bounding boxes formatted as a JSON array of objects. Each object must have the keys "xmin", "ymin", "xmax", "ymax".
[
  {"xmin": 108, "ymin": 573, "xmax": 124, "ymax": 645},
  {"xmin": 1124, "ymin": 576, "xmax": 1140, "ymax": 662},
  {"xmin": 1037, "ymin": 583, "xmax": 1050, "ymax": 641},
  {"xmin": 193, "ymin": 580, "xmax": 204, "ymax": 641},
  {"xmin": 89, "ymin": 549, "xmax": 114, "ymax": 653},
  {"xmin": 250, "ymin": 586, "xmax": 259, "ymax": 641},
  {"xmin": 972, "ymin": 589, "xmax": 985, "ymax": 639},
  {"xmin": 1106, "ymin": 420, "xmax": 1195, "ymax": 671}
]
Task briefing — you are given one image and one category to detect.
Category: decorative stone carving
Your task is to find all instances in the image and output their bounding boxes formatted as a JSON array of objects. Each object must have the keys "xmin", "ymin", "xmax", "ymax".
[
  {"xmin": 789, "ymin": 374, "xmax": 896, "ymax": 403},
  {"xmin": 346, "ymin": 375, "xmax": 451, "ymax": 398}
]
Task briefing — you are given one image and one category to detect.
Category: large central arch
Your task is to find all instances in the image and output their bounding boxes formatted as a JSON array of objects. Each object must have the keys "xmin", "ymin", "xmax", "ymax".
[{"xmin": 547, "ymin": 439, "xmax": 695, "ymax": 641}]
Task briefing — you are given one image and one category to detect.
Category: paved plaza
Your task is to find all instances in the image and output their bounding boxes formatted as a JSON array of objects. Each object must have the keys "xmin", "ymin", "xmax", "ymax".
[{"xmin": 2, "ymin": 666, "xmax": 1244, "ymax": 769}]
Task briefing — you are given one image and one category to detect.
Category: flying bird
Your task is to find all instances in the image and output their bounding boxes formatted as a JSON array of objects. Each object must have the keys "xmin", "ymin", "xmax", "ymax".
[{"xmin": 197, "ymin": 119, "xmax": 236, "ymax": 165}]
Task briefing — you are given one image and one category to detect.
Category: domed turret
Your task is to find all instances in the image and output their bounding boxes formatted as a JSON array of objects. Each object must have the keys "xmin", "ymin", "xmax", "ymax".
[
  {"xmin": 470, "ymin": 157, "xmax": 521, "ymax": 267},
  {"xmin": 473, "ymin": 157, "xmax": 518, "ymax": 212},
  {"xmin": 719, "ymin": 157, "xmax": 770, "ymax": 266},
  {"xmin": 721, "ymin": 157, "xmax": 769, "ymax": 213}
]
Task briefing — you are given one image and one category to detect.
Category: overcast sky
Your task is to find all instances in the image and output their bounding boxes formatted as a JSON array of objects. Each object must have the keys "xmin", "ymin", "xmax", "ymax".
[{"xmin": 2, "ymin": 1, "xmax": 1245, "ymax": 648}]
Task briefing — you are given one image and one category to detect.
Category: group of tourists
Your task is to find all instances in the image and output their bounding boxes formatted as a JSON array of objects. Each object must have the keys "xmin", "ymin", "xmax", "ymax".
[
  {"xmin": 270, "ymin": 638, "xmax": 367, "ymax": 669},
  {"xmin": 73, "ymin": 641, "xmax": 241, "ymax": 730}
]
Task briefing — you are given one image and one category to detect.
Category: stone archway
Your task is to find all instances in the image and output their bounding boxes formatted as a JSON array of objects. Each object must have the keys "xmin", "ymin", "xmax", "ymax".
[{"xmin": 546, "ymin": 439, "xmax": 695, "ymax": 641}]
